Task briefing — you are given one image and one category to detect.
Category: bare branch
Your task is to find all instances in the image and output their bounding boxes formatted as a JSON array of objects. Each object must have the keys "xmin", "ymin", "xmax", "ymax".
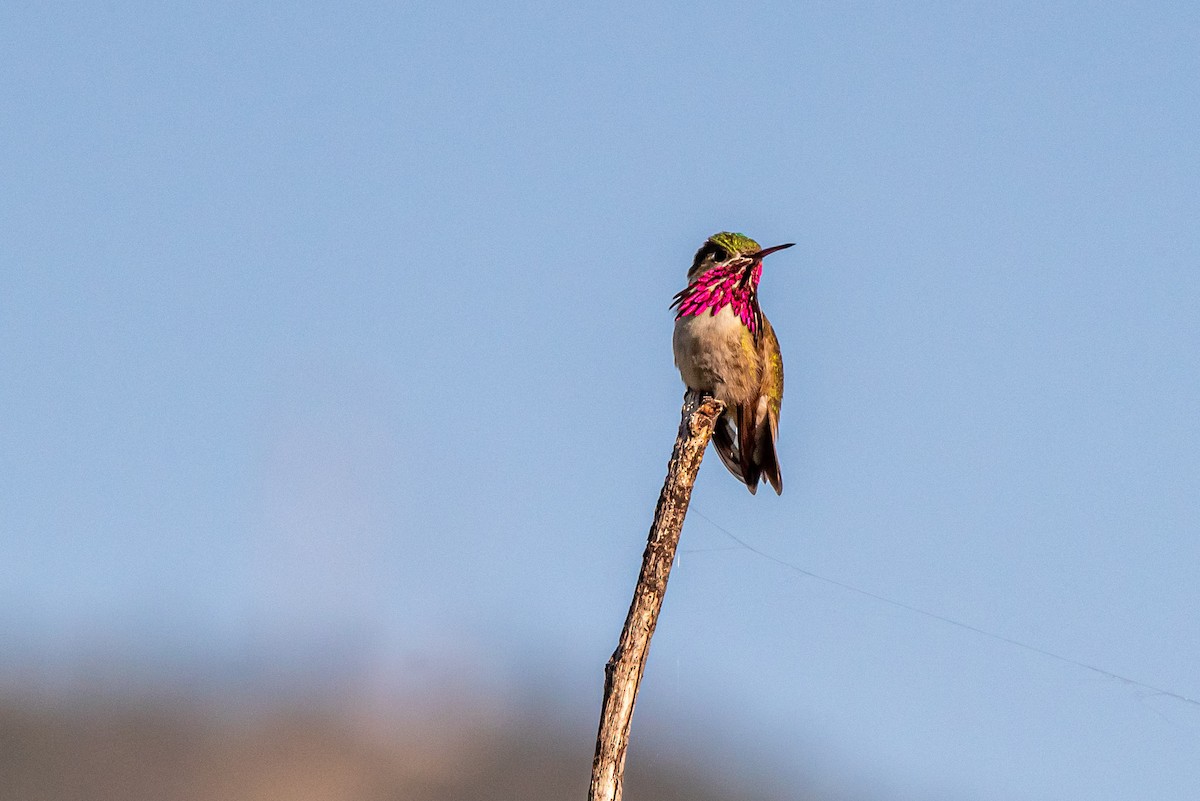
[{"xmin": 589, "ymin": 390, "xmax": 725, "ymax": 801}]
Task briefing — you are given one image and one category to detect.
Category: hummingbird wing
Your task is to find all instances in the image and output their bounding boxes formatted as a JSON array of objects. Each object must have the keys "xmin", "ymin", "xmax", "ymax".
[{"xmin": 755, "ymin": 318, "xmax": 784, "ymax": 495}]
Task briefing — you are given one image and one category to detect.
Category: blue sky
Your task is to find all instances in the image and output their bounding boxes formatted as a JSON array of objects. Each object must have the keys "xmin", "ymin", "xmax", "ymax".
[{"xmin": 3, "ymin": 2, "xmax": 1199, "ymax": 798}]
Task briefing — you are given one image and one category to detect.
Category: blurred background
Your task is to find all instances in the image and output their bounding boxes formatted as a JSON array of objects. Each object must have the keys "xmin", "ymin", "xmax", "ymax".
[{"xmin": 3, "ymin": 2, "xmax": 1199, "ymax": 799}]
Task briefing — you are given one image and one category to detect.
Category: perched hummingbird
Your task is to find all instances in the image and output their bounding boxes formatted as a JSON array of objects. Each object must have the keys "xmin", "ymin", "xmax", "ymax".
[{"xmin": 671, "ymin": 232, "xmax": 793, "ymax": 495}]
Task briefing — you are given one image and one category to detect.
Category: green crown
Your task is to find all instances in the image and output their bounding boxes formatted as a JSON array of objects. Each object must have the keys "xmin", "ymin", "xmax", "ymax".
[{"xmin": 708, "ymin": 231, "xmax": 761, "ymax": 256}]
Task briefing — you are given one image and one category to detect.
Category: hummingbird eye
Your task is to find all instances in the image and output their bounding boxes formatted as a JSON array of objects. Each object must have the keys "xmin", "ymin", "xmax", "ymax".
[{"xmin": 691, "ymin": 242, "xmax": 730, "ymax": 272}]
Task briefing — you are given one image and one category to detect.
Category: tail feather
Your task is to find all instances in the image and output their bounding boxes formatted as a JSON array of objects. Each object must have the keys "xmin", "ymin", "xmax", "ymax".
[
  {"xmin": 736, "ymin": 404, "xmax": 762, "ymax": 495},
  {"xmin": 711, "ymin": 404, "xmax": 783, "ymax": 495},
  {"xmin": 712, "ymin": 413, "xmax": 745, "ymax": 482},
  {"xmin": 756, "ymin": 407, "xmax": 783, "ymax": 495},
  {"xmin": 705, "ymin": 407, "xmax": 782, "ymax": 494}
]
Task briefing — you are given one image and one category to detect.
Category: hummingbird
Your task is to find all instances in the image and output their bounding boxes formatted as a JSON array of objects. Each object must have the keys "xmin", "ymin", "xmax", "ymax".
[{"xmin": 671, "ymin": 232, "xmax": 793, "ymax": 495}]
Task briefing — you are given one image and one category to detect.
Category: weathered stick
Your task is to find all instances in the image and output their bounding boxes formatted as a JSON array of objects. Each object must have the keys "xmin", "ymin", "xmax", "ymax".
[{"xmin": 588, "ymin": 390, "xmax": 726, "ymax": 801}]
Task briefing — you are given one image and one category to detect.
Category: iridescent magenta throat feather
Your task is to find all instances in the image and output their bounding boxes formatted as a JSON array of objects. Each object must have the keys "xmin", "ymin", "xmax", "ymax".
[{"xmin": 674, "ymin": 263, "xmax": 763, "ymax": 333}]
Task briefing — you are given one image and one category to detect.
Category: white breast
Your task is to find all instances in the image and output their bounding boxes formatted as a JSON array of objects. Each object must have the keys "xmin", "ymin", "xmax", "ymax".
[{"xmin": 672, "ymin": 305, "xmax": 751, "ymax": 398}]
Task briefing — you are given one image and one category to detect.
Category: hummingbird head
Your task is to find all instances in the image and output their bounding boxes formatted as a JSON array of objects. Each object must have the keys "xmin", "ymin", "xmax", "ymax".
[
  {"xmin": 687, "ymin": 232, "xmax": 794, "ymax": 283},
  {"xmin": 673, "ymin": 232, "xmax": 794, "ymax": 338}
]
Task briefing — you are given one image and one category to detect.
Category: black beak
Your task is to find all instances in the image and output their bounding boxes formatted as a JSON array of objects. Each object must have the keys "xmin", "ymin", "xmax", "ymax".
[
  {"xmin": 750, "ymin": 242, "xmax": 795, "ymax": 260},
  {"xmin": 739, "ymin": 242, "xmax": 794, "ymax": 288}
]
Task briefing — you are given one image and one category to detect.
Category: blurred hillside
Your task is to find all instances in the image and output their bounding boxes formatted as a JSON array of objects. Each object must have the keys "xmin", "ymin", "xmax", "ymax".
[{"xmin": 0, "ymin": 679, "xmax": 866, "ymax": 801}]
